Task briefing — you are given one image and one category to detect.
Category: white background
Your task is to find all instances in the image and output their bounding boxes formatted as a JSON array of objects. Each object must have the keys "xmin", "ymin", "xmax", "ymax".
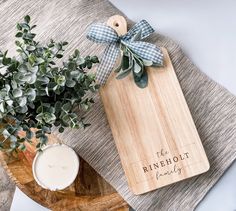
[{"xmin": 11, "ymin": 0, "xmax": 236, "ymax": 210}]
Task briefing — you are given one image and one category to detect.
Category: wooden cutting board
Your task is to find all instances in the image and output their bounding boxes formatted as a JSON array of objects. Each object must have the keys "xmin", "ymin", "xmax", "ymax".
[{"xmin": 100, "ymin": 15, "xmax": 210, "ymax": 195}]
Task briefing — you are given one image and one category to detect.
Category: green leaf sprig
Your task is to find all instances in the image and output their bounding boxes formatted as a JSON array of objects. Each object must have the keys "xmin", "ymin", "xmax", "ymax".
[
  {"xmin": 0, "ymin": 15, "xmax": 99, "ymax": 152},
  {"xmin": 115, "ymin": 43, "xmax": 162, "ymax": 88}
]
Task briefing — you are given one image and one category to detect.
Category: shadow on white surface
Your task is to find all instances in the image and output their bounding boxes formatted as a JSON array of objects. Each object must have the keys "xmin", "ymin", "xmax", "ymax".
[
  {"xmin": 196, "ymin": 161, "xmax": 236, "ymax": 211},
  {"xmin": 11, "ymin": 188, "xmax": 49, "ymax": 211}
]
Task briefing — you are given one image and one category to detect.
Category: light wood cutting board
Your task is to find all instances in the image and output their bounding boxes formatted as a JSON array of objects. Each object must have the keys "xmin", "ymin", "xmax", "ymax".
[{"xmin": 99, "ymin": 15, "xmax": 210, "ymax": 195}]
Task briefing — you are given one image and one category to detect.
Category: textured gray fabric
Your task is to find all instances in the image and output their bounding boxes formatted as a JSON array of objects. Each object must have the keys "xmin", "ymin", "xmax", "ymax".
[
  {"xmin": 0, "ymin": 165, "xmax": 15, "ymax": 211},
  {"xmin": 0, "ymin": 0, "xmax": 235, "ymax": 210}
]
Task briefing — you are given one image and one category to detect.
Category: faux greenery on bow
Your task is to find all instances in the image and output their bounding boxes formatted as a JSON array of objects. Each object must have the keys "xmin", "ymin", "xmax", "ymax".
[{"xmin": 87, "ymin": 20, "xmax": 163, "ymax": 88}]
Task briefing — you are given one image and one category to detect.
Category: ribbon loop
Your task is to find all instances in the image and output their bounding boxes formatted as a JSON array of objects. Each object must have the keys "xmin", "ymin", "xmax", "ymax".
[
  {"xmin": 122, "ymin": 20, "xmax": 154, "ymax": 41},
  {"xmin": 87, "ymin": 20, "xmax": 163, "ymax": 85},
  {"xmin": 87, "ymin": 23, "xmax": 119, "ymax": 44}
]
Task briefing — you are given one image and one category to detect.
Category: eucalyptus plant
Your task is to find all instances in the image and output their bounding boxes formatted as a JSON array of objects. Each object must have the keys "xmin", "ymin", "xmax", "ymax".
[{"xmin": 0, "ymin": 15, "xmax": 99, "ymax": 152}]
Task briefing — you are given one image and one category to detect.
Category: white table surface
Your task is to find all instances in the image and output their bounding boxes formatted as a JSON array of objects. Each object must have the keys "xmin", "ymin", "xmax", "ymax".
[{"xmin": 11, "ymin": 0, "xmax": 236, "ymax": 210}]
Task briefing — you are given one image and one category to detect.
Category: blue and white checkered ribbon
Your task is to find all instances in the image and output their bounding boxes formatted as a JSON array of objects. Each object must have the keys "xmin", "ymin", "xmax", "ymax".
[{"xmin": 87, "ymin": 20, "xmax": 163, "ymax": 85}]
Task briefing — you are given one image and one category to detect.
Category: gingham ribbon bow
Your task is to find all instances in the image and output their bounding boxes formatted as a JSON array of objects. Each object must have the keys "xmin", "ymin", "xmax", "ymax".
[{"xmin": 87, "ymin": 20, "xmax": 163, "ymax": 85}]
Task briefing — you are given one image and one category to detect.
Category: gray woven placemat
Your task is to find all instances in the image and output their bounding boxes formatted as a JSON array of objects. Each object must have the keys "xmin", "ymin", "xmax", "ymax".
[
  {"xmin": 0, "ymin": 0, "xmax": 235, "ymax": 210},
  {"xmin": 0, "ymin": 165, "xmax": 15, "ymax": 211}
]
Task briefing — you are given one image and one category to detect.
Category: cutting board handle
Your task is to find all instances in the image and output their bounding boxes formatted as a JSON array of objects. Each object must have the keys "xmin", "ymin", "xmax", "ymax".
[{"xmin": 107, "ymin": 15, "xmax": 127, "ymax": 36}]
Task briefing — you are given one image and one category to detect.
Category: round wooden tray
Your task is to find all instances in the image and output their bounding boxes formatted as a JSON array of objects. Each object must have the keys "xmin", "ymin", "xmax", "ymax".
[{"xmin": 0, "ymin": 134, "xmax": 128, "ymax": 211}]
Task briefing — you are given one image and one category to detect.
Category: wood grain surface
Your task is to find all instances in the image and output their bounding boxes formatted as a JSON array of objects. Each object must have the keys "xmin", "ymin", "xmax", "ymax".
[
  {"xmin": 0, "ymin": 133, "xmax": 128, "ymax": 211},
  {"xmin": 100, "ymin": 16, "xmax": 210, "ymax": 195}
]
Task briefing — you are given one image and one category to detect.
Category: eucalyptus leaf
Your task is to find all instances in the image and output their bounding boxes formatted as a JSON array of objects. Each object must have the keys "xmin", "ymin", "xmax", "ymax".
[
  {"xmin": 62, "ymin": 102, "xmax": 72, "ymax": 112},
  {"xmin": 18, "ymin": 97, "xmax": 27, "ymax": 107},
  {"xmin": 0, "ymin": 103, "xmax": 5, "ymax": 113},
  {"xmin": 36, "ymin": 112, "xmax": 56, "ymax": 124},
  {"xmin": 91, "ymin": 56, "xmax": 99, "ymax": 63},
  {"xmin": 122, "ymin": 54, "xmax": 129, "ymax": 70},
  {"xmin": 70, "ymin": 70, "xmax": 80, "ymax": 77},
  {"xmin": 11, "ymin": 80, "xmax": 18, "ymax": 89},
  {"xmin": 142, "ymin": 59, "xmax": 153, "ymax": 66},
  {"xmin": 116, "ymin": 68, "xmax": 132, "ymax": 80},
  {"xmin": 26, "ymin": 46, "xmax": 36, "ymax": 51},
  {"xmin": 133, "ymin": 57, "xmax": 144, "ymax": 78},
  {"xmin": 59, "ymin": 127, "xmax": 64, "ymax": 133},
  {"xmin": 36, "ymin": 58, "xmax": 45, "ymax": 64},
  {"xmin": 68, "ymin": 62, "xmax": 76, "ymax": 71},
  {"xmin": 74, "ymin": 49, "xmax": 80, "ymax": 57},
  {"xmin": 66, "ymin": 79, "xmax": 76, "ymax": 87},
  {"xmin": 6, "ymin": 99, "xmax": 13, "ymax": 106},
  {"xmin": 16, "ymin": 105, "xmax": 28, "ymax": 113},
  {"xmin": 27, "ymin": 73, "xmax": 37, "ymax": 84},
  {"xmin": 16, "ymin": 23, "xmax": 22, "ymax": 30},
  {"xmin": 39, "ymin": 76, "xmax": 50, "ymax": 84},
  {"xmin": 10, "ymin": 135, "xmax": 17, "ymax": 142},
  {"xmin": 55, "ymin": 101, "xmax": 62, "ymax": 114},
  {"xmin": 12, "ymin": 89, "xmax": 23, "ymax": 98},
  {"xmin": 62, "ymin": 41, "xmax": 68, "ymax": 46},
  {"xmin": 77, "ymin": 57, "xmax": 85, "ymax": 65},
  {"xmin": 152, "ymin": 62, "xmax": 164, "ymax": 67},
  {"xmin": 15, "ymin": 32, "xmax": 23, "ymax": 38},
  {"xmin": 134, "ymin": 69, "xmax": 148, "ymax": 88},
  {"xmin": 26, "ymin": 130, "xmax": 34, "ymax": 139},
  {"xmin": 19, "ymin": 144, "xmax": 26, "ymax": 151},
  {"xmin": 39, "ymin": 135, "xmax": 48, "ymax": 144},
  {"xmin": 5, "ymin": 85, "xmax": 10, "ymax": 93},
  {"xmin": 2, "ymin": 129, "xmax": 10, "ymax": 139},
  {"xmin": 30, "ymin": 66, "xmax": 38, "ymax": 73},
  {"xmin": 25, "ymin": 88, "xmax": 36, "ymax": 101},
  {"xmin": 24, "ymin": 15, "xmax": 30, "ymax": 23},
  {"xmin": 56, "ymin": 75, "xmax": 66, "ymax": 86},
  {"xmin": 56, "ymin": 54, "xmax": 63, "ymax": 59},
  {"xmin": 133, "ymin": 61, "xmax": 142, "ymax": 74}
]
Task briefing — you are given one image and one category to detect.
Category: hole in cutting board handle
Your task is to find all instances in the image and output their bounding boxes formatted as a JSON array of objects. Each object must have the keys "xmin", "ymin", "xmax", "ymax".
[
  {"xmin": 107, "ymin": 15, "xmax": 128, "ymax": 36},
  {"xmin": 114, "ymin": 22, "xmax": 119, "ymax": 27}
]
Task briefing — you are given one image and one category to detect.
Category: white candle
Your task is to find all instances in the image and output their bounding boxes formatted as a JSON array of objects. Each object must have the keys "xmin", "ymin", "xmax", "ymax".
[{"xmin": 32, "ymin": 144, "xmax": 79, "ymax": 191}]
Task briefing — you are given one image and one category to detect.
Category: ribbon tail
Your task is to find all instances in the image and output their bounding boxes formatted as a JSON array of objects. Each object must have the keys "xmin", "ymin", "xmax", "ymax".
[{"xmin": 96, "ymin": 43, "xmax": 120, "ymax": 85}]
